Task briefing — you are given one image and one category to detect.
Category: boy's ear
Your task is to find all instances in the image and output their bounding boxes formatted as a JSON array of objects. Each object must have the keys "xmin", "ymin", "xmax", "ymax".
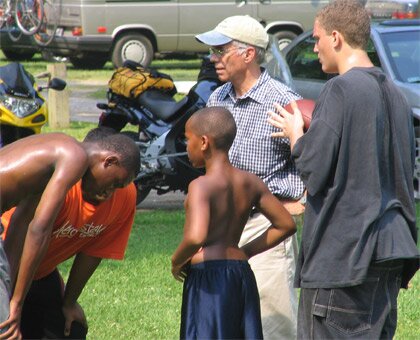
[
  {"xmin": 201, "ymin": 135, "xmax": 209, "ymax": 151},
  {"xmin": 104, "ymin": 155, "xmax": 120, "ymax": 168}
]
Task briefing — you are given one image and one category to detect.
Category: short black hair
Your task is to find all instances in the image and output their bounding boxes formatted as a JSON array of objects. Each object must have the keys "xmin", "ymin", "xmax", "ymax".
[
  {"xmin": 85, "ymin": 128, "xmax": 140, "ymax": 176},
  {"xmin": 83, "ymin": 127, "xmax": 117, "ymax": 142},
  {"xmin": 188, "ymin": 106, "xmax": 237, "ymax": 151}
]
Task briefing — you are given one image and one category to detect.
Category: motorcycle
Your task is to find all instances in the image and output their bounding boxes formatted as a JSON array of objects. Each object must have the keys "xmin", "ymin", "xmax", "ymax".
[
  {"xmin": 97, "ymin": 57, "xmax": 222, "ymax": 205},
  {"xmin": 0, "ymin": 62, "xmax": 67, "ymax": 146}
]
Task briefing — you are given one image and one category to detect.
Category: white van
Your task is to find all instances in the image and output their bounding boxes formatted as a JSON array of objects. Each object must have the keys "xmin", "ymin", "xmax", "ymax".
[{"xmin": 1, "ymin": 0, "xmax": 329, "ymax": 68}]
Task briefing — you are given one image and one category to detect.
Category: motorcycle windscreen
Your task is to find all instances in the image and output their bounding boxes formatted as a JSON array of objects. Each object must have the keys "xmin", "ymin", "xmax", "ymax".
[{"xmin": 0, "ymin": 62, "xmax": 36, "ymax": 97}]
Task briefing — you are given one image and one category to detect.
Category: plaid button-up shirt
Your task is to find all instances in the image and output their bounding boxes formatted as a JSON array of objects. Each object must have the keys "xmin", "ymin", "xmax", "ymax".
[{"xmin": 207, "ymin": 70, "xmax": 305, "ymax": 199}]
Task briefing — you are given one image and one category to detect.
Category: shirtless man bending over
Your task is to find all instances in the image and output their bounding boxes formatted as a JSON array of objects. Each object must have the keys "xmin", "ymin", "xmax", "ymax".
[{"xmin": 0, "ymin": 129, "xmax": 139, "ymax": 339}]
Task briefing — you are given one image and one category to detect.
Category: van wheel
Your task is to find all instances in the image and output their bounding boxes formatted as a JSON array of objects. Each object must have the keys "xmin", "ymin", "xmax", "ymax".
[
  {"xmin": 273, "ymin": 31, "xmax": 298, "ymax": 50},
  {"xmin": 69, "ymin": 55, "xmax": 108, "ymax": 69},
  {"xmin": 112, "ymin": 33, "xmax": 153, "ymax": 68},
  {"xmin": 2, "ymin": 49, "xmax": 36, "ymax": 61}
]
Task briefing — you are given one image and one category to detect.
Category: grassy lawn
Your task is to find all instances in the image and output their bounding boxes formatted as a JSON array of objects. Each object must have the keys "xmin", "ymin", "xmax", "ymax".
[
  {"xmin": 57, "ymin": 209, "xmax": 419, "ymax": 339},
  {"xmin": 0, "ymin": 52, "xmax": 201, "ymax": 83}
]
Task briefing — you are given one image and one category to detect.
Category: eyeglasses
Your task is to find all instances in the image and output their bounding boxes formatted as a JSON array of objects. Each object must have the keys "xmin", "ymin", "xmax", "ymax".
[{"xmin": 209, "ymin": 46, "xmax": 245, "ymax": 57}]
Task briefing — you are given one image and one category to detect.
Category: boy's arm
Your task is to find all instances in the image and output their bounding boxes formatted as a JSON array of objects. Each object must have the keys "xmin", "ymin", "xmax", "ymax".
[
  {"xmin": 0, "ymin": 154, "xmax": 87, "ymax": 339},
  {"xmin": 240, "ymin": 179, "xmax": 296, "ymax": 258},
  {"xmin": 171, "ymin": 180, "xmax": 210, "ymax": 281},
  {"xmin": 62, "ymin": 253, "xmax": 102, "ymax": 336}
]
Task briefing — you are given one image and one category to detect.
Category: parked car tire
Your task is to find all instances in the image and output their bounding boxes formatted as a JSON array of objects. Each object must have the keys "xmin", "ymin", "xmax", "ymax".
[
  {"xmin": 69, "ymin": 54, "xmax": 108, "ymax": 69},
  {"xmin": 2, "ymin": 48, "xmax": 36, "ymax": 61},
  {"xmin": 112, "ymin": 33, "xmax": 154, "ymax": 68},
  {"xmin": 273, "ymin": 30, "xmax": 298, "ymax": 50}
]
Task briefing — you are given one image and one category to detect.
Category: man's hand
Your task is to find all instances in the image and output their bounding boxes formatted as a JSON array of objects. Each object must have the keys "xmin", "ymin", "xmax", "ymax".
[
  {"xmin": 268, "ymin": 101, "xmax": 305, "ymax": 150},
  {"xmin": 0, "ymin": 300, "xmax": 22, "ymax": 340},
  {"xmin": 171, "ymin": 262, "xmax": 189, "ymax": 282},
  {"xmin": 62, "ymin": 302, "xmax": 88, "ymax": 337}
]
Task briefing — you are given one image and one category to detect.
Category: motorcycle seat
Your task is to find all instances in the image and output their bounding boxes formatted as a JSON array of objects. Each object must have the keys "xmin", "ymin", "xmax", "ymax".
[{"xmin": 138, "ymin": 90, "xmax": 189, "ymax": 122}]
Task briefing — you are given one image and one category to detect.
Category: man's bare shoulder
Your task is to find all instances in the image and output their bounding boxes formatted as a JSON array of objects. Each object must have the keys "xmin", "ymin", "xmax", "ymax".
[
  {"xmin": 0, "ymin": 132, "xmax": 86, "ymax": 159},
  {"xmin": 0, "ymin": 133, "xmax": 89, "ymax": 212},
  {"xmin": 0, "ymin": 132, "xmax": 90, "ymax": 184},
  {"xmin": 1, "ymin": 132, "xmax": 78, "ymax": 149}
]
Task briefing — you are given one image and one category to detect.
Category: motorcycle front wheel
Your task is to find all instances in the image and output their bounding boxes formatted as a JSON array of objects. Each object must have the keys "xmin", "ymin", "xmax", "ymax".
[{"xmin": 135, "ymin": 182, "xmax": 152, "ymax": 207}]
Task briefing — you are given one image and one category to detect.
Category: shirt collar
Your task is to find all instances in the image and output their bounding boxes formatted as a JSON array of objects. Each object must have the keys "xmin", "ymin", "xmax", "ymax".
[{"xmin": 222, "ymin": 68, "xmax": 270, "ymax": 104}]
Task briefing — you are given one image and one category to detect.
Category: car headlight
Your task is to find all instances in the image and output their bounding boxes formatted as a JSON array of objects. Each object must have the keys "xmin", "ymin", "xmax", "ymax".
[{"xmin": 0, "ymin": 95, "xmax": 41, "ymax": 118}]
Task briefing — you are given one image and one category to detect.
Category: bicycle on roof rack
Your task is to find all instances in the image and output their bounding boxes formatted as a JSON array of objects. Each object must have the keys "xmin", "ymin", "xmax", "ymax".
[{"xmin": 0, "ymin": 0, "xmax": 59, "ymax": 46}]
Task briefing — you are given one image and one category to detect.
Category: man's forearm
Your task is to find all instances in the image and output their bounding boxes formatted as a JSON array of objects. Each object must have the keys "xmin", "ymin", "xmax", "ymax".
[
  {"xmin": 12, "ymin": 225, "xmax": 52, "ymax": 307},
  {"xmin": 3, "ymin": 199, "xmax": 38, "ymax": 286},
  {"xmin": 63, "ymin": 253, "xmax": 101, "ymax": 306}
]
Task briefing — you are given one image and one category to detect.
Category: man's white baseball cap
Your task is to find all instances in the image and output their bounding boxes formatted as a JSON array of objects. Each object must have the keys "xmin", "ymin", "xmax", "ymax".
[{"xmin": 195, "ymin": 15, "xmax": 269, "ymax": 49}]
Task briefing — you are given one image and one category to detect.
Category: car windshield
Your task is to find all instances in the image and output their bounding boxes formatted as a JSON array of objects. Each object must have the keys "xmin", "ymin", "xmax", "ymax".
[{"xmin": 380, "ymin": 29, "xmax": 420, "ymax": 83}]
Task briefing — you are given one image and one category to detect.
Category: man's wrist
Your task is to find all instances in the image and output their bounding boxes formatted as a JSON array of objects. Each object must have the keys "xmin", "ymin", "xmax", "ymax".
[
  {"xmin": 62, "ymin": 297, "xmax": 77, "ymax": 309},
  {"xmin": 10, "ymin": 293, "xmax": 25, "ymax": 308}
]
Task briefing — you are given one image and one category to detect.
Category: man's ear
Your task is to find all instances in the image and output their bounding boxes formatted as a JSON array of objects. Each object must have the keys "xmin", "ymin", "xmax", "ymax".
[
  {"xmin": 331, "ymin": 30, "xmax": 341, "ymax": 48},
  {"xmin": 104, "ymin": 155, "xmax": 120, "ymax": 168},
  {"xmin": 243, "ymin": 47, "xmax": 256, "ymax": 64},
  {"xmin": 201, "ymin": 135, "xmax": 209, "ymax": 151}
]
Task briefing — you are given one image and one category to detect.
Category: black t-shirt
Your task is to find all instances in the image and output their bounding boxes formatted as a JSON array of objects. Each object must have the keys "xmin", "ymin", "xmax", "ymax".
[{"xmin": 292, "ymin": 67, "xmax": 418, "ymax": 289}]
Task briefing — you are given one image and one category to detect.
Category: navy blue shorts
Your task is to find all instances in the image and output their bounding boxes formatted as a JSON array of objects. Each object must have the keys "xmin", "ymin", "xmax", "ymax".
[{"xmin": 180, "ymin": 260, "xmax": 263, "ymax": 340}]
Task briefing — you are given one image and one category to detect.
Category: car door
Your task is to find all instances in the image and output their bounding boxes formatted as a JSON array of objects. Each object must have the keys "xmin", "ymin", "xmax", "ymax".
[
  {"xmin": 106, "ymin": 0, "xmax": 179, "ymax": 51},
  {"xmin": 177, "ymin": 0, "xmax": 257, "ymax": 52},
  {"xmin": 283, "ymin": 32, "xmax": 329, "ymax": 100}
]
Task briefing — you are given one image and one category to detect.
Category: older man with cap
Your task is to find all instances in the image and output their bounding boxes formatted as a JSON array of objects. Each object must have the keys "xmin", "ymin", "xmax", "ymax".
[{"xmin": 196, "ymin": 15, "xmax": 305, "ymax": 340}]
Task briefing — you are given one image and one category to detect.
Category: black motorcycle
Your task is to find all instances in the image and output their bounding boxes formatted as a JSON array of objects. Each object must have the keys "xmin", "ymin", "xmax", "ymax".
[{"xmin": 97, "ymin": 57, "xmax": 222, "ymax": 205}]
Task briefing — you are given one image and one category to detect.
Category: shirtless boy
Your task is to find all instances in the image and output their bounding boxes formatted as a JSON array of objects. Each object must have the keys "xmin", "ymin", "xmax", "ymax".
[
  {"xmin": 0, "ymin": 129, "xmax": 139, "ymax": 339},
  {"xmin": 171, "ymin": 106, "xmax": 296, "ymax": 339}
]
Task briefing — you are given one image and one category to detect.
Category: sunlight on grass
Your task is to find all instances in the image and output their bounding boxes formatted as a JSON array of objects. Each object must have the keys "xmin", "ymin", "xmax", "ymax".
[
  {"xmin": 0, "ymin": 52, "xmax": 201, "ymax": 82},
  {"xmin": 59, "ymin": 210, "xmax": 185, "ymax": 339},
  {"xmin": 42, "ymin": 121, "xmax": 96, "ymax": 141},
  {"xmin": 56, "ymin": 209, "xmax": 419, "ymax": 339}
]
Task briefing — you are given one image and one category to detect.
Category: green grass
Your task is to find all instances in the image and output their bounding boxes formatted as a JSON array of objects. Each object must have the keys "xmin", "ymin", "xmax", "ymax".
[
  {"xmin": 58, "ymin": 210, "xmax": 185, "ymax": 339},
  {"xmin": 0, "ymin": 52, "xmax": 201, "ymax": 82},
  {"xmin": 43, "ymin": 121, "xmax": 97, "ymax": 140},
  {"xmin": 56, "ymin": 208, "xmax": 419, "ymax": 339}
]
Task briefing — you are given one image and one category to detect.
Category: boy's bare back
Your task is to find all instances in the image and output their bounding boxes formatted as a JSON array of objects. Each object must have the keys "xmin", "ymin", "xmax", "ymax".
[
  {"xmin": 185, "ymin": 162, "xmax": 293, "ymax": 265},
  {"xmin": 0, "ymin": 133, "xmax": 88, "ymax": 212},
  {"xmin": 172, "ymin": 107, "xmax": 295, "ymax": 279}
]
